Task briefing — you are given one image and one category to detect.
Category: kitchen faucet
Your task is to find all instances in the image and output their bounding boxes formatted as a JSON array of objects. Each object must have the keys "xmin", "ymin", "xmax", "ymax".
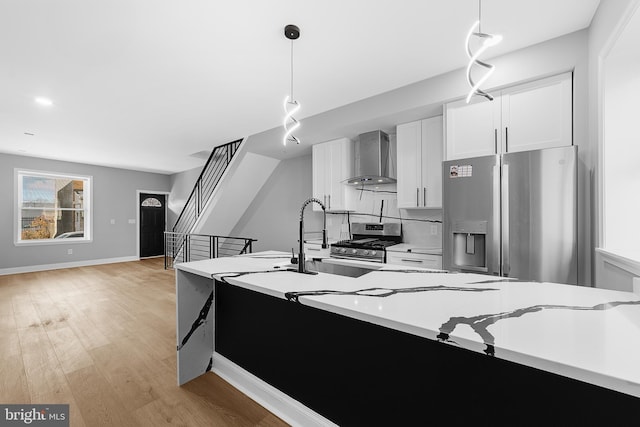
[{"xmin": 297, "ymin": 197, "xmax": 328, "ymax": 274}]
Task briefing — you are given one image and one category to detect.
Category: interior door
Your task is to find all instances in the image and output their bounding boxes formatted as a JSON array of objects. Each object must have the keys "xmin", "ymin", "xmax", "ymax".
[{"xmin": 140, "ymin": 193, "xmax": 166, "ymax": 258}]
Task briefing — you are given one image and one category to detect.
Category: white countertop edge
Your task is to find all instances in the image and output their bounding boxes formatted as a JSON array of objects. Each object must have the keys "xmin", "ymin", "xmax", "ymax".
[
  {"xmin": 220, "ymin": 276, "xmax": 640, "ymax": 398},
  {"xmin": 175, "ymin": 262, "xmax": 212, "ymax": 278},
  {"xmin": 307, "ymin": 290, "xmax": 640, "ymax": 398},
  {"xmin": 496, "ymin": 346, "xmax": 640, "ymax": 399},
  {"xmin": 223, "ymin": 276, "xmax": 290, "ymax": 300},
  {"xmin": 178, "ymin": 253, "xmax": 640, "ymax": 399}
]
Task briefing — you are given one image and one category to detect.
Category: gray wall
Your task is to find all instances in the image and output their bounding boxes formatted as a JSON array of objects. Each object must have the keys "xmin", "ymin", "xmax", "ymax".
[
  {"xmin": 1, "ymin": 153, "xmax": 170, "ymax": 271},
  {"xmin": 229, "ymin": 154, "xmax": 323, "ymax": 253}
]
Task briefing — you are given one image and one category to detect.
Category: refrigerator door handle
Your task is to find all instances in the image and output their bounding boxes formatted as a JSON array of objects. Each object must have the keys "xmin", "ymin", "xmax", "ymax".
[
  {"xmin": 416, "ymin": 187, "xmax": 419, "ymax": 207},
  {"xmin": 502, "ymin": 164, "xmax": 510, "ymax": 276},
  {"xmin": 505, "ymin": 127, "xmax": 509, "ymax": 152},
  {"xmin": 492, "ymin": 164, "xmax": 501, "ymax": 275}
]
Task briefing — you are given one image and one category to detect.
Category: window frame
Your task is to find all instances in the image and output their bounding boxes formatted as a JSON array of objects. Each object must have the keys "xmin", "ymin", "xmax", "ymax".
[{"xmin": 14, "ymin": 169, "xmax": 93, "ymax": 246}]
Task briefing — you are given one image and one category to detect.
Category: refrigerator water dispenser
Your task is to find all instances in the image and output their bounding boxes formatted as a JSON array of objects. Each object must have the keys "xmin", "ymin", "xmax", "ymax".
[{"xmin": 451, "ymin": 221, "xmax": 487, "ymax": 272}]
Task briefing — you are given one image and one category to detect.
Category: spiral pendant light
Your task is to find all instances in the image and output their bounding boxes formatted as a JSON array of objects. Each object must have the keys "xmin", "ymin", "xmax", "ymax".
[
  {"xmin": 465, "ymin": 0, "xmax": 502, "ymax": 103},
  {"xmin": 283, "ymin": 24, "xmax": 301, "ymax": 146}
]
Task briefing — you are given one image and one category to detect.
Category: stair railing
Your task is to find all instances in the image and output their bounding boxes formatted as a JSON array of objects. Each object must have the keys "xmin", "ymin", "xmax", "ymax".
[
  {"xmin": 172, "ymin": 138, "xmax": 243, "ymax": 237},
  {"xmin": 164, "ymin": 232, "xmax": 257, "ymax": 269}
]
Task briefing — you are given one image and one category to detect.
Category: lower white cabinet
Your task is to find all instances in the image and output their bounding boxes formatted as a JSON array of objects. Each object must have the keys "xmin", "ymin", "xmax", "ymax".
[{"xmin": 386, "ymin": 252, "xmax": 442, "ymax": 269}]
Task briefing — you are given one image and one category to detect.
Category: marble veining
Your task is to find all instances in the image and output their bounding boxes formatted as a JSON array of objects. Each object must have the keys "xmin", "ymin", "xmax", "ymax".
[
  {"xmin": 214, "ymin": 268, "xmax": 296, "ymax": 284},
  {"xmin": 175, "ymin": 251, "xmax": 640, "ymax": 398},
  {"xmin": 285, "ymin": 284, "xmax": 498, "ymax": 303},
  {"xmin": 177, "ymin": 290, "xmax": 213, "ymax": 351},
  {"xmin": 437, "ymin": 299, "xmax": 640, "ymax": 356}
]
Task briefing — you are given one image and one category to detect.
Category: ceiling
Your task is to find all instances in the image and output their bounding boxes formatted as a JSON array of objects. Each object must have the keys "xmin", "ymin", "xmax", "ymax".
[{"xmin": 0, "ymin": 0, "xmax": 600, "ymax": 174}]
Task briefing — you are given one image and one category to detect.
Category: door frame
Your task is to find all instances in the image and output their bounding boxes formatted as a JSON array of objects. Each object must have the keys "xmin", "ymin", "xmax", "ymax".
[{"xmin": 136, "ymin": 190, "xmax": 170, "ymax": 259}]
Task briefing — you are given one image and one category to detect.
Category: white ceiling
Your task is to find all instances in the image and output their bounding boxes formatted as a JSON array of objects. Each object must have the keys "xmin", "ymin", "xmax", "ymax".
[{"xmin": 0, "ymin": 0, "xmax": 600, "ymax": 174}]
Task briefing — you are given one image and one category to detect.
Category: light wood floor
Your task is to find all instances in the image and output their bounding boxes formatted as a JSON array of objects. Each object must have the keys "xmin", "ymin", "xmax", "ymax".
[{"xmin": 0, "ymin": 258, "xmax": 289, "ymax": 427}]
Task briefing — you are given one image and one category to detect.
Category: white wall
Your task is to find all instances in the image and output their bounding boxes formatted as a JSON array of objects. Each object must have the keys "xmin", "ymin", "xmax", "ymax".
[
  {"xmin": 604, "ymin": 57, "xmax": 640, "ymax": 252},
  {"xmin": 0, "ymin": 153, "xmax": 170, "ymax": 273},
  {"xmin": 243, "ymin": 29, "xmax": 591, "ymax": 283},
  {"xmin": 168, "ymin": 165, "xmax": 202, "ymax": 230},
  {"xmin": 229, "ymin": 154, "xmax": 323, "ymax": 253},
  {"xmin": 589, "ymin": 0, "xmax": 640, "ymax": 290}
]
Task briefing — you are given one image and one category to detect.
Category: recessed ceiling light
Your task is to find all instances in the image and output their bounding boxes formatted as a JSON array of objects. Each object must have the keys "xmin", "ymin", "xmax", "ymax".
[{"xmin": 35, "ymin": 97, "xmax": 53, "ymax": 106}]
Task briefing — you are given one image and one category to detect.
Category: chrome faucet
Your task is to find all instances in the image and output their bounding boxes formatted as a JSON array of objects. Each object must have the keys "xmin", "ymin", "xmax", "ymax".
[{"xmin": 298, "ymin": 197, "xmax": 328, "ymax": 274}]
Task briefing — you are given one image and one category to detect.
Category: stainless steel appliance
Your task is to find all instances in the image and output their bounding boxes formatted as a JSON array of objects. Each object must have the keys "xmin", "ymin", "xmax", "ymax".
[
  {"xmin": 330, "ymin": 222, "xmax": 402, "ymax": 263},
  {"xmin": 347, "ymin": 130, "xmax": 396, "ymax": 185},
  {"xmin": 442, "ymin": 146, "xmax": 578, "ymax": 284}
]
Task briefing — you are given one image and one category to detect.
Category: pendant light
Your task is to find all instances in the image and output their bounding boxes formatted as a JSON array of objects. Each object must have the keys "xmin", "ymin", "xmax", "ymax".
[
  {"xmin": 283, "ymin": 24, "xmax": 301, "ymax": 146},
  {"xmin": 465, "ymin": 0, "xmax": 502, "ymax": 103}
]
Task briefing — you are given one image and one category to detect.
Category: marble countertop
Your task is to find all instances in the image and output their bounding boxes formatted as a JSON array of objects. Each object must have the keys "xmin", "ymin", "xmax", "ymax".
[{"xmin": 176, "ymin": 250, "xmax": 640, "ymax": 398}]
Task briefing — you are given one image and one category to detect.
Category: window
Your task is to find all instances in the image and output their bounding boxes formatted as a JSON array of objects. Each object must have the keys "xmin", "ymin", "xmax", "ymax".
[
  {"xmin": 15, "ymin": 170, "xmax": 92, "ymax": 245},
  {"xmin": 602, "ymin": 5, "xmax": 640, "ymax": 260},
  {"xmin": 141, "ymin": 197, "xmax": 163, "ymax": 207}
]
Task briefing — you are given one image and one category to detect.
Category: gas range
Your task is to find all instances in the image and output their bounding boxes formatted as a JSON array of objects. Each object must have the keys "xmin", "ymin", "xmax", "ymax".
[{"xmin": 330, "ymin": 223, "xmax": 401, "ymax": 263}]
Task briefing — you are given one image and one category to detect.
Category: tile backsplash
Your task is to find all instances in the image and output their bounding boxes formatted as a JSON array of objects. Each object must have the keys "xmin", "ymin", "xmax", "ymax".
[{"xmin": 325, "ymin": 183, "xmax": 442, "ymax": 248}]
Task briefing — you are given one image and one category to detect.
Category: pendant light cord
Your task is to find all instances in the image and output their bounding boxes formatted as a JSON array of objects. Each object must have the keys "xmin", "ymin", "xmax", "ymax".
[
  {"xmin": 478, "ymin": 0, "xmax": 482, "ymax": 33},
  {"xmin": 290, "ymin": 40, "xmax": 294, "ymax": 100}
]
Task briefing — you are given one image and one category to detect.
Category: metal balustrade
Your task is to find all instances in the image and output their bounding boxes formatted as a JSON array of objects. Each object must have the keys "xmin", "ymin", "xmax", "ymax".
[
  {"xmin": 172, "ymin": 139, "xmax": 243, "ymax": 236},
  {"xmin": 164, "ymin": 232, "xmax": 256, "ymax": 269},
  {"xmin": 165, "ymin": 138, "xmax": 256, "ymax": 268}
]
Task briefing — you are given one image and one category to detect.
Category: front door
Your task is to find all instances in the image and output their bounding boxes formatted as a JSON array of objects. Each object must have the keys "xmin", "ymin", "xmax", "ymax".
[{"xmin": 140, "ymin": 193, "xmax": 166, "ymax": 258}]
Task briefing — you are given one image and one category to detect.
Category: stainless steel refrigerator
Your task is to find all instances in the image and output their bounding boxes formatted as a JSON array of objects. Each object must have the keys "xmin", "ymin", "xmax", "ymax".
[{"xmin": 442, "ymin": 146, "xmax": 577, "ymax": 284}]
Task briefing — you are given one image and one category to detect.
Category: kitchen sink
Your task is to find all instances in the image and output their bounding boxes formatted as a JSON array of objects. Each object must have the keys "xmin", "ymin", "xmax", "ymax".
[{"xmin": 304, "ymin": 260, "xmax": 381, "ymax": 278}]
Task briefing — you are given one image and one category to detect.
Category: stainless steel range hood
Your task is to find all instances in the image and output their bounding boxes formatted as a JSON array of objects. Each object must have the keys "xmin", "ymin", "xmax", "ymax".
[{"xmin": 347, "ymin": 130, "xmax": 396, "ymax": 185}]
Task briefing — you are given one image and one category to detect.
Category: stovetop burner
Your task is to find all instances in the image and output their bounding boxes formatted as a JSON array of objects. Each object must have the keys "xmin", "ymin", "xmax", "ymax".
[
  {"xmin": 330, "ymin": 222, "xmax": 402, "ymax": 262},
  {"xmin": 333, "ymin": 239, "xmax": 399, "ymax": 250}
]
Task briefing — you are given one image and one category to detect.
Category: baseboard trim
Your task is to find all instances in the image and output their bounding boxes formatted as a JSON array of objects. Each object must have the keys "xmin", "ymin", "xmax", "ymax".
[
  {"xmin": 212, "ymin": 353, "xmax": 336, "ymax": 427},
  {"xmin": 0, "ymin": 256, "xmax": 140, "ymax": 276}
]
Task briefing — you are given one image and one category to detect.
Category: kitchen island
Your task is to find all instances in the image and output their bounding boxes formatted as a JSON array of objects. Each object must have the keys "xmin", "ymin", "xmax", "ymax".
[{"xmin": 175, "ymin": 251, "xmax": 640, "ymax": 426}]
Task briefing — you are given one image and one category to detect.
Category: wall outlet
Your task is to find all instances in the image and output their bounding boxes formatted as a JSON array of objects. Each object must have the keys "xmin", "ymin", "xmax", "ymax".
[
  {"xmin": 128, "ymin": 219, "xmax": 136, "ymax": 224},
  {"xmin": 110, "ymin": 219, "xmax": 116, "ymax": 224},
  {"xmin": 67, "ymin": 248, "xmax": 73, "ymax": 255}
]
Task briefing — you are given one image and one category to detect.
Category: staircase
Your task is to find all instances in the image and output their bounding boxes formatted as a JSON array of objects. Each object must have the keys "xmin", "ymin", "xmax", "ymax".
[
  {"xmin": 166, "ymin": 138, "xmax": 257, "ymax": 268},
  {"xmin": 172, "ymin": 139, "xmax": 243, "ymax": 236}
]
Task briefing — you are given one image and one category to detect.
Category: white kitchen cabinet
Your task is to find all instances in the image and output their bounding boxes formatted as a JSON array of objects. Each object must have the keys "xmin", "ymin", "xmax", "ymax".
[
  {"xmin": 396, "ymin": 116, "xmax": 443, "ymax": 209},
  {"xmin": 444, "ymin": 72, "xmax": 572, "ymax": 160},
  {"xmin": 443, "ymin": 96, "xmax": 501, "ymax": 160},
  {"xmin": 312, "ymin": 137, "xmax": 354, "ymax": 212},
  {"xmin": 386, "ymin": 251, "xmax": 442, "ymax": 269}
]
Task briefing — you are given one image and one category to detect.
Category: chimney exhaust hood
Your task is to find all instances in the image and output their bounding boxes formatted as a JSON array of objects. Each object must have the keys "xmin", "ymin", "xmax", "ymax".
[{"xmin": 347, "ymin": 130, "xmax": 396, "ymax": 185}]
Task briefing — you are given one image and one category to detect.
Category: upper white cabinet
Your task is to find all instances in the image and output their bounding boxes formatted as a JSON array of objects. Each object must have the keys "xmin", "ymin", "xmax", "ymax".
[
  {"xmin": 443, "ymin": 96, "xmax": 501, "ymax": 160},
  {"xmin": 444, "ymin": 72, "xmax": 573, "ymax": 160},
  {"xmin": 312, "ymin": 137, "xmax": 354, "ymax": 212},
  {"xmin": 396, "ymin": 116, "xmax": 443, "ymax": 209}
]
